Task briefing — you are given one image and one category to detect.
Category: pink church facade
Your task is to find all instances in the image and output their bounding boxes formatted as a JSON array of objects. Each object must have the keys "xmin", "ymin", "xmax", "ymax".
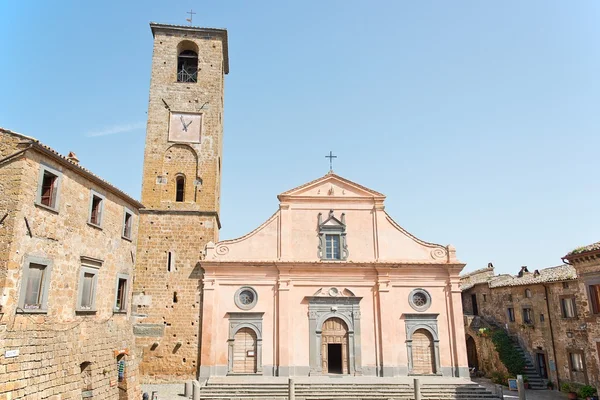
[{"xmin": 199, "ymin": 172, "xmax": 469, "ymax": 378}]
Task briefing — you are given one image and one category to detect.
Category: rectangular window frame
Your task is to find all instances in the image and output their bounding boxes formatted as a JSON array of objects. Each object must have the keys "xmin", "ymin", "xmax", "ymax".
[
  {"xmin": 522, "ymin": 307, "xmax": 533, "ymax": 324},
  {"xmin": 76, "ymin": 257, "xmax": 102, "ymax": 313},
  {"xmin": 586, "ymin": 278, "xmax": 600, "ymax": 315},
  {"xmin": 507, "ymin": 307, "xmax": 515, "ymax": 322},
  {"xmin": 88, "ymin": 190, "xmax": 105, "ymax": 228},
  {"xmin": 122, "ymin": 208, "xmax": 134, "ymax": 240},
  {"xmin": 560, "ymin": 295, "xmax": 577, "ymax": 319},
  {"xmin": 113, "ymin": 274, "xmax": 129, "ymax": 313},
  {"xmin": 35, "ymin": 163, "xmax": 62, "ymax": 212},
  {"xmin": 18, "ymin": 256, "xmax": 53, "ymax": 313},
  {"xmin": 324, "ymin": 234, "xmax": 341, "ymax": 260}
]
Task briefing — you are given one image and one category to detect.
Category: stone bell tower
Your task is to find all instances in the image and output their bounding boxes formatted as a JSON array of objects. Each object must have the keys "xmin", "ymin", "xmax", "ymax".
[{"xmin": 133, "ymin": 22, "xmax": 228, "ymax": 380}]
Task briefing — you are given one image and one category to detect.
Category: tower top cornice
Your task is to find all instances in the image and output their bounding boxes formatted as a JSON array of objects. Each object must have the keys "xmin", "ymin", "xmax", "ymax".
[{"xmin": 149, "ymin": 22, "xmax": 229, "ymax": 74}]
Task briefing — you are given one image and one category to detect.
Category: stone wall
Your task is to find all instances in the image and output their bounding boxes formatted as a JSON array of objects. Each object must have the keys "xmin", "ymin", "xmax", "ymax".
[
  {"xmin": 0, "ymin": 133, "xmax": 141, "ymax": 399},
  {"xmin": 462, "ymin": 268, "xmax": 598, "ymax": 389}
]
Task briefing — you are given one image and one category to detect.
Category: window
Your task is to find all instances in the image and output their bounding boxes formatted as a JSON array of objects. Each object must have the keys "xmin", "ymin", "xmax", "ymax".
[
  {"xmin": 122, "ymin": 208, "xmax": 133, "ymax": 239},
  {"xmin": 114, "ymin": 274, "xmax": 128, "ymax": 312},
  {"xmin": 563, "ymin": 282, "xmax": 570, "ymax": 289},
  {"xmin": 589, "ymin": 284, "xmax": 600, "ymax": 314},
  {"xmin": 570, "ymin": 352, "xmax": 584, "ymax": 372},
  {"xmin": 522, "ymin": 308, "xmax": 533, "ymax": 324},
  {"xmin": 317, "ymin": 210, "xmax": 348, "ymax": 261},
  {"xmin": 325, "ymin": 234, "xmax": 341, "ymax": 260},
  {"xmin": 409, "ymin": 288, "xmax": 432, "ymax": 312},
  {"xmin": 507, "ymin": 293, "xmax": 513, "ymax": 302},
  {"xmin": 175, "ymin": 176, "xmax": 185, "ymax": 202},
  {"xmin": 234, "ymin": 286, "xmax": 258, "ymax": 310},
  {"xmin": 167, "ymin": 251, "xmax": 174, "ymax": 272},
  {"xmin": 483, "ymin": 294, "xmax": 487, "ymax": 302},
  {"xmin": 507, "ymin": 308, "xmax": 515, "ymax": 322},
  {"xmin": 177, "ymin": 49, "xmax": 198, "ymax": 83},
  {"xmin": 540, "ymin": 313, "xmax": 545, "ymax": 322},
  {"xmin": 561, "ymin": 297, "xmax": 577, "ymax": 318},
  {"xmin": 88, "ymin": 191, "xmax": 105, "ymax": 227},
  {"xmin": 525, "ymin": 289, "xmax": 532, "ymax": 298},
  {"xmin": 36, "ymin": 164, "xmax": 61, "ymax": 211},
  {"xmin": 77, "ymin": 258, "xmax": 101, "ymax": 312},
  {"xmin": 18, "ymin": 257, "xmax": 53, "ymax": 312}
]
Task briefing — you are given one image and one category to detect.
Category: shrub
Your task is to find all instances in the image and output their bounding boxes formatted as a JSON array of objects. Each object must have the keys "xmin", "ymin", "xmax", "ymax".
[
  {"xmin": 491, "ymin": 330, "xmax": 525, "ymax": 376},
  {"xmin": 561, "ymin": 383, "xmax": 572, "ymax": 393},
  {"xmin": 490, "ymin": 371, "xmax": 507, "ymax": 385},
  {"xmin": 579, "ymin": 385, "xmax": 597, "ymax": 399}
]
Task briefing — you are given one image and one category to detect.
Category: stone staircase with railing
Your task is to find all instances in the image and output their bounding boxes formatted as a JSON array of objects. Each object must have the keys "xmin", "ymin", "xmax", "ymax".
[
  {"xmin": 477, "ymin": 316, "xmax": 546, "ymax": 390},
  {"xmin": 195, "ymin": 378, "xmax": 500, "ymax": 400}
]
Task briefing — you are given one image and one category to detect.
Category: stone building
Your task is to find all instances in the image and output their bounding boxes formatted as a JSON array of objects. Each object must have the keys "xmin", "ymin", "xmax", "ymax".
[
  {"xmin": 0, "ymin": 128, "xmax": 143, "ymax": 399},
  {"xmin": 131, "ymin": 23, "xmax": 228, "ymax": 380},
  {"xmin": 461, "ymin": 263, "xmax": 599, "ymax": 390},
  {"xmin": 563, "ymin": 242, "xmax": 600, "ymax": 389}
]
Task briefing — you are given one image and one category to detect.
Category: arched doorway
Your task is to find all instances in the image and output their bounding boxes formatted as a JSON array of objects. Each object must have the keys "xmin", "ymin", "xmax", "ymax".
[
  {"xmin": 232, "ymin": 327, "xmax": 257, "ymax": 373},
  {"xmin": 321, "ymin": 317, "xmax": 349, "ymax": 374},
  {"xmin": 466, "ymin": 335, "xmax": 479, "ymax": 372},
  {"xmin": 412, "ymin": 329, "xmax": 436, "ymax": 374}
]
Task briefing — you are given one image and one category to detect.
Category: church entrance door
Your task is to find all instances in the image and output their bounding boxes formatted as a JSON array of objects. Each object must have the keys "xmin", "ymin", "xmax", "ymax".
[
  {"xmin": 412, "ymin": 329, "xmax": 436, "ymax": 374},
  {"xmin": 321, "ymin": 317, "xmax": 349, "ymax": 374},
  {"xmin": 232, "ymin": 328, "xmax": 257, "ymax": 373}
]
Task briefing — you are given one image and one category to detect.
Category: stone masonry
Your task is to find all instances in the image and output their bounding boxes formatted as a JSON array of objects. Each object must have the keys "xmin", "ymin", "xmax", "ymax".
[
  {"xmin": 132, "ymin": 23, "xmax": 228, "ymax": 381},
  {"xmin": 0, "ymin": 128, "xmax": 143, "ymax": 399},
  {"xmin": 461, "ymin": 263, "xmax": 599, "ymax": 390}
]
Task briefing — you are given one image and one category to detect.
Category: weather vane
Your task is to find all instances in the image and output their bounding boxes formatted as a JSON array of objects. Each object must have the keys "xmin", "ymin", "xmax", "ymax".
[
  {"xmin": 325, "ymin": 151, "xmax": 337, "ymax": 171},
  {"xmin": 186, "ymin": 9, "xmax": 196, "ymax": 25}
]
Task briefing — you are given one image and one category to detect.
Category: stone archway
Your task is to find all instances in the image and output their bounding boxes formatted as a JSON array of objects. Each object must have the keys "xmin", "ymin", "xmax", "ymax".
[
  {"xmin": 321, "ymin": 317, "xmax": 349, "ymax": 374},
  {"xmin": 466, "ymin": 335, "xmax": 479, "ymax": 372}
]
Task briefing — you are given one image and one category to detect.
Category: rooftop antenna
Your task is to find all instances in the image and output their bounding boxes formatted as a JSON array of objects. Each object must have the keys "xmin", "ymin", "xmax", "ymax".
[{"xmin": 186, "ymin": 9, "xmax": 196, "ymax": 25}]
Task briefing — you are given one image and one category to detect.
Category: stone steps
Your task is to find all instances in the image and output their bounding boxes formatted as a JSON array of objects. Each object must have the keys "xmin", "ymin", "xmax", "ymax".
[{"xmin": 197, "ymin": 382, "xmax": 500, "ymax": 400}]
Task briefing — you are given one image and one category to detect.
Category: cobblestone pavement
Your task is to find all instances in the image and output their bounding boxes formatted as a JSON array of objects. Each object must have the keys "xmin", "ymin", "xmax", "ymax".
[{"xmin": 474, "ymin": 378, "xmax": 568, "ymax": 400}]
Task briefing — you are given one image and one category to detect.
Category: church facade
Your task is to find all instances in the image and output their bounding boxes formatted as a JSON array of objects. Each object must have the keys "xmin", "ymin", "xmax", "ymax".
[
  {"xmin": 199, "ymin": 172, "xmax": 469, "ymax": 378},
  {"xmin": 130, "ymin": 22, "xmax": 469, "ymax": 382}
]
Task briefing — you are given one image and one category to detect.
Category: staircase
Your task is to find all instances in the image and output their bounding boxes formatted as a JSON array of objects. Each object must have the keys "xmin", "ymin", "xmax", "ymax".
[
  {"xmin": 196, "ymin": 379, "xmax": 500, "ymax": 400},
  {"xmin": 480, "ymin": 317, "xmax": 546, "ymax": 390},
  {"xmin": 510, "ymin": 343, "xmax": 545, "ymax": 390}
]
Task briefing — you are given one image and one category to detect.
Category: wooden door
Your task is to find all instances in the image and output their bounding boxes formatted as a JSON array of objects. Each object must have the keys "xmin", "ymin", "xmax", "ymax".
[
  {"xmin": 232, "ymin": 328, "xmax": 257, "ymax": 373},
  {"xmin": 412, "ymin": 329, "xmax": 435, "ymax": 374},
  {"xmin": 321, "ymin": 318, "xmax": 349, "ymax": 374}
]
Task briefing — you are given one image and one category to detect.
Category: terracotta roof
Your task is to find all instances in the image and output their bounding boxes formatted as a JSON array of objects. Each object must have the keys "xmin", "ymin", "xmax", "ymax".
[
  {"xmin": 278, "ymin": 171, "xmax": 386, "ymax": 198},
  {"xmin": 460, "ymin": 264, "xmax": 576, "ymax": 291},
  {"xmin": 1, "ymin": 127, "xmax": 144, "ymax": 209},
  {"xmin": 565, "ymin": 241, "xmax": 600, "ymax": 257},
  {"xmin": 149, "ymin": 22, "xmax": 229, "ymax": 75}
]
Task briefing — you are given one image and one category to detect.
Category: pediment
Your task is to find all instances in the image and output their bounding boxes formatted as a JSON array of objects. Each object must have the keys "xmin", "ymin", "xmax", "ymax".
[{"xmin": 278, "ymin": 172, "xmax": 385, "ymax": 200}]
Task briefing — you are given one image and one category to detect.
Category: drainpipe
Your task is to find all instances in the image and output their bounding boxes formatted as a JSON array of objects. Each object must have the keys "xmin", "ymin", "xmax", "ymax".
[
  {"xmin": 544, "ymin": 284, "xmax": 560, "ymax": 390},
  {"xmin": 0, "ymin": 144, "xmax": 33, "ymax": 166}
]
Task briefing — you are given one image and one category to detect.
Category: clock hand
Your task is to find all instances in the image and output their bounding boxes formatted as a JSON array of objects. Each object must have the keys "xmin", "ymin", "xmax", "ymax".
[
  {"xmin": 185, "ymin": 120, "xmax": 193, "ymax": 129},
  {"xmin": 180, "ymin": 115, "xmax": 188, "ymax": 132}
]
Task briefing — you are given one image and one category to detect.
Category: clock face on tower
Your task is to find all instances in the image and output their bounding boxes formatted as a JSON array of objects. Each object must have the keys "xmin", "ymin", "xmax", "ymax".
[{"xmin": 168, "ymin": 112, "xmax": 202, "ymax": 143}]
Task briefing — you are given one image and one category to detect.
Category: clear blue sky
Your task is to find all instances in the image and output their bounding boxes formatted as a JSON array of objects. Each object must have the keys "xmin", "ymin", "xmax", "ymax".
[{"xmin": 2, "ymin": 1, "xmax": 599, "ymax": 275}]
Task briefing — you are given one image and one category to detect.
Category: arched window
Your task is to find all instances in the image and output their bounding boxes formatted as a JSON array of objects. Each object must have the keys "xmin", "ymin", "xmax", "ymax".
[
  {"xmin": 177, "ymin": 50, "xmax": 198, "ymax": 83},
  {"xmin": 176, "ymin": 176, "xmax": 185, "ymax": 202}
]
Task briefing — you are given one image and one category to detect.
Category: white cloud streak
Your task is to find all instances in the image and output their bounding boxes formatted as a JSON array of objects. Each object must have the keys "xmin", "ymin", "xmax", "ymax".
[{"xmin": 86, "ymin": 122, "xmax": 145, "ymax": 137}]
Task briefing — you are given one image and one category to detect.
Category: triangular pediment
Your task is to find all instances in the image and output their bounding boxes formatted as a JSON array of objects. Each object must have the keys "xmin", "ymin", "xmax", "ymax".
[{"xmin": 278, "ymin": 172, "xmax": 385, "ymax": 200}]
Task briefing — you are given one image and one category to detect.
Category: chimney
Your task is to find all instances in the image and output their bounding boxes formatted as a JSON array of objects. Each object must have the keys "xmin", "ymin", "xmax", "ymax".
[
  {"xmin": 66, "ymin": 151, "xmax": 79, "ymax": 164},
  {"xmin": 517, "ymin": 266, "xmax": 529, "ymax": 278},
  {"xmin": 487, "ymin": 262, "xmax": 494, "ymax": 269},
  {"xmin": 533, "ymin": 270, "xmax": 540, "ymax": 278}
]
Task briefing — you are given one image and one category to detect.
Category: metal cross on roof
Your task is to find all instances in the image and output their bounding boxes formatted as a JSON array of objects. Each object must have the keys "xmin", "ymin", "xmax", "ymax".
[
  {"xmin": 186, "ymin": 9, "xmax": 196, "ymax": 25},
  {"xmin": 325, "ymin": 151, "xmax": 337, "ymax": 172}
]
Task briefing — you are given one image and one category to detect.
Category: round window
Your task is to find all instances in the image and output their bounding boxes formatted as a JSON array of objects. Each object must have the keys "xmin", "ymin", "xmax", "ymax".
[
  {"xmin": 408, "ymin": 288, "xmax": 432, "ymax": 312},
  {"xmin": 234, "ymin": 286, "xmax": 258, "ymax": 310}
]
